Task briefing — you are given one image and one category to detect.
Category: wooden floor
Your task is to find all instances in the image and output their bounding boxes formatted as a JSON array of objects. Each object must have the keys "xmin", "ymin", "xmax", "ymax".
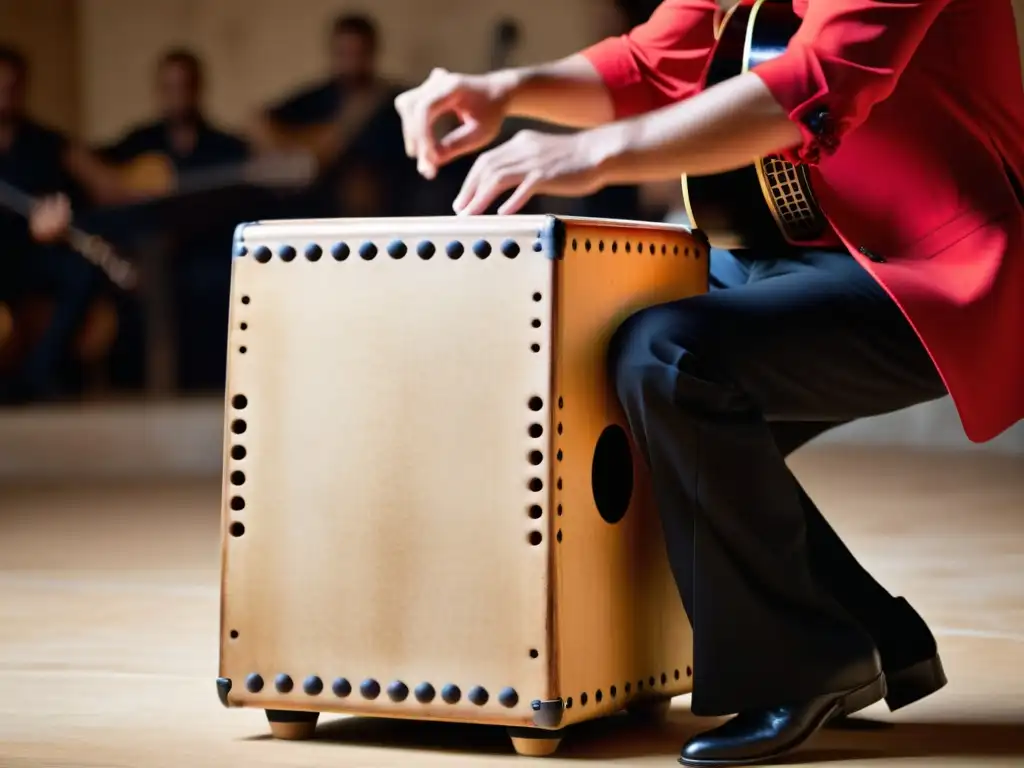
[{"xmin": 1, "ymin": 447, "xmax": 1022, "ymax": 767}]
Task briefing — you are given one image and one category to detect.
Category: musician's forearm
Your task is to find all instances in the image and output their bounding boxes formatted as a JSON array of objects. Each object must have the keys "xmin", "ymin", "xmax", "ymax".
[
  {"xmin": 501, "ymin": 54, "xmax": 615, "ymax": 128},
  {"xmin": 248, "ymin": 114, "xmax": 283, "ymax": 151},
  {"xmin": 593, "ymin": 71, "xmax": 802, "ymax": 183},
  {"xmin": 63, "ymin": 145, "xmax": 137, "ymax": 206}
]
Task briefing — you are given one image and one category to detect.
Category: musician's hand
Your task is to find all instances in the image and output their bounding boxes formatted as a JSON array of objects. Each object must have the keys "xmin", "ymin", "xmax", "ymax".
[
  {"xmin": 454, "ymin": 129, "xmax": 609, "ymax": 216},
  {"xmin": 29, "ymin": 194, "xmax": 72, "ymax": 243},
  {"xmin": 395, "ymin": 68, "xmax": 514, "ymax": 179}
]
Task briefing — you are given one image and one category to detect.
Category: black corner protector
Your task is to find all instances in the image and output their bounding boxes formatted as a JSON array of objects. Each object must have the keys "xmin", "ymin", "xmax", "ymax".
[
  {"xmin": 530, "ymin": 698, "xmax": 565, "ymax": 728},
  {"xmin": 232, "ymin": 222, "xmax": 256, "ymax": 259},
  {"xmin": 690, "ymin": 228, "xmax": 711, "ymax": 249},
  {"xmin": 509, "ymin": 725, "xmax": 568, "ymax": 739},
  {"xmin": 216, "ymin": 677, "xmax": 233, "ymax": 708},
  {"xmin": 539, "ymin": 215, "xmax": 566, "ymax": 260}
]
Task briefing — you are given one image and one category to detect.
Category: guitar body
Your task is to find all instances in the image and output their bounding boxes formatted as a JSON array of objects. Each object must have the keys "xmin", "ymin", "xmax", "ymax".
[
  {"xmin": 681, "ymin": 0, "xmax": 826, "ymax": 249},
  {"xmin": 117, "ymin": 152, "xmax": 178, "ymax": 196},
  {"xmin": 116, "ymin": 148, "xmax": 316, "ymax": 202},
  {"xmin": 264, "ymin": 122, "xmax": 338, "ymax": 167}
]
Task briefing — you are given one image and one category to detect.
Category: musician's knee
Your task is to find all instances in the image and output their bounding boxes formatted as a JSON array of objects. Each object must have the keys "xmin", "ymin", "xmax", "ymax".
[
  {"xmin": 609, "ymin": 302, "xmax": 702, "ymax": 404},
  {"xmin": 609, "ymin": 300, "xmax": 744, "ymax": 416}
]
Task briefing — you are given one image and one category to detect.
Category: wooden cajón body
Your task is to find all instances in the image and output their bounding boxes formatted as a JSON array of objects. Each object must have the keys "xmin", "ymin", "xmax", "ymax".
[{"xmin": 217, "ymin": 215, "xmax": 709, "ymax": 756}]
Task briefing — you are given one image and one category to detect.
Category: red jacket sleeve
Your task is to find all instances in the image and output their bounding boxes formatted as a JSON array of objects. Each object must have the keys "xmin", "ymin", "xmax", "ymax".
[
  {"xmin": 751, "ymin": 0, "xmax": 953, "ymax": 164},
  {"xmin": 581, "ymin": 0, "xmax": 720, "ymax": 119}
]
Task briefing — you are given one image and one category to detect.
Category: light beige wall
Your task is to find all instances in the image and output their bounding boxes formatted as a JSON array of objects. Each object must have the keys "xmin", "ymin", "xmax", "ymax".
[
  {"xmin": 0, "ymin": 0, "xmax": 80, "ymax": 133},
  {"xmin": 77, "ymin": 0, "xmax": 603, "ymax": 143},
  {"xmin": 71, "ymin": 0, "xmax": 1024, "ymax": 144}
]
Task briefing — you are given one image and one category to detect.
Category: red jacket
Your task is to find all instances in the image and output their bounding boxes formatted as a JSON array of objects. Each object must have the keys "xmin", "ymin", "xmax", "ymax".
[{"xmin": 583, "ymin": 0, "xmax": 1024, "ymax": 443}]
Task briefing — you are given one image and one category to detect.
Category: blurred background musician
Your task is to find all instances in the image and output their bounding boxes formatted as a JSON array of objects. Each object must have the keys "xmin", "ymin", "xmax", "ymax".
[
  {"xmin": 251, "ymin": 12, "xmax": 415, "ymax": 218},
  {"xmin": 100, "ymin": 49, "xmax": 252, "ymax": 393},
  {"xmin": 102, "ymin": 49, "xmax": 249, "ymax": 186},
  {"xmin": 0, "ymin": 45, "xmax": 132, "ymax": 403}
]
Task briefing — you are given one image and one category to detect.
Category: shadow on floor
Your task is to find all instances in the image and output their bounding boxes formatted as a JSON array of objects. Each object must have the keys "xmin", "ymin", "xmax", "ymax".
[{"xmin": 249, "ymin": 710, "xmax": 1024, "ymax": 763}]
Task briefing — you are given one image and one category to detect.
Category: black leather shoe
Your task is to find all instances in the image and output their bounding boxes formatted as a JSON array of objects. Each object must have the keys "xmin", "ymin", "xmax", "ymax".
[
  {"xmin": 884, "ymin": 654, "xmax": 947, "ymax": 711},
  {"xmin": 679, "ymin": 674, "xmax": 886, "ymax": 766},
  {"xmin": 875, "ymin": 597, "xmax": 947, "ymax": 711}
]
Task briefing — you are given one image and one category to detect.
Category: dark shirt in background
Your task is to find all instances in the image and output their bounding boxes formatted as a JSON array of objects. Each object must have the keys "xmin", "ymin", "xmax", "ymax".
[
  {"xmin": 0, "ymin": 120, "xmax": 99, "ymax": 399},
  {"xmin": 98, "ymin": 117, "xmax": 252, "ymax": 256},
  {"xmin": 101, "ymin": 118, "xmax": 249, "ymax": 173},
  {"xmin": 267, "ymin": 80, "xmax": 342, "ymax": 126},
  {"xmin": 0, "ymin": 120, "xmax": 83, "ymax": 248},
  {"xmin": 269, "ymin": 79, "xmax": 418, "ymax": 217},
  {"xmin": 0, "ymin": 119, "xmax": 72, "ymax": 196},
  {"xmin": 100, "ymin": 119, "xmax": 252, "ymax": 392}
]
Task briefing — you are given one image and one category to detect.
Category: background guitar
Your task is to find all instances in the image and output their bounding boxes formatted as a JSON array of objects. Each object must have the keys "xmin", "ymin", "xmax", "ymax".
[
  {"xmin": 113, "ymin": 150, "xmax": 317, "ymax": 199},
  {"xmin": 0, "ymin": 178, "xmax": 136, "ymax": 290}
]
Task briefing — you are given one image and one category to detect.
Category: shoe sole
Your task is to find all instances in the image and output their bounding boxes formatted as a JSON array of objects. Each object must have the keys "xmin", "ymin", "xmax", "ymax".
[
  {"xmin": 678, "ymin": 674, "xmax": 887, "ymax": 767},
  {"xmin": 884, "ymin": 654, "xmax": 947, "ymax": 712}
]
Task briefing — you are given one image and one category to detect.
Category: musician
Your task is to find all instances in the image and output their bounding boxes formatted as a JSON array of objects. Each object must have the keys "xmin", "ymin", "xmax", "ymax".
[
  {"xmin": 252, "ymin": 13, "xmax": 413, "ymax": 216},
  {"xmin": 0, "ymin": 46, "xmax": 130, "ymax": 402},
  {"xmin": 102, "ymin": 49, "xmax": 248, "ymax": 174},
  {"xmin": 395, "ymin": 0, "xmax": 1024, "ymax": 764},
  {"xmin": 101, "ymin": 49, "xmax": 250, "ymax": 392}
]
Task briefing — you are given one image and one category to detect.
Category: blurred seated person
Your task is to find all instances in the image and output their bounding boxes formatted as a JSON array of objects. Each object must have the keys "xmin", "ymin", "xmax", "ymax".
[
  {"xmin": 252, "ymin": 13, "xmax": 415, "ymax": 217},
  {"xmin": 0, "ymin": 46, "xmax": 131, "ymax": 403},
  {"xmin": 102, "ymin": 49, "xmax": 249, "ymax": 178},
  {"xmin": 101, "ymin": 49, "xmax": 250, "ymax": 393}
]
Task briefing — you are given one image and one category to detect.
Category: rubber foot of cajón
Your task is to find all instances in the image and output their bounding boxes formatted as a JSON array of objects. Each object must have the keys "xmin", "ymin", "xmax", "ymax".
[
  {"xmin": 508, "ymin": 727, "xmax": 565, "ymax": 757},
  {"xmin": 266, "ymin": 709, "xmax": 319, "ymax": 740}
]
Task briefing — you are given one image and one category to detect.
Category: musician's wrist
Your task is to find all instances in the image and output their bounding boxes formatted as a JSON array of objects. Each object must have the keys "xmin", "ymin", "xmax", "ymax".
[
  {"xmin": 583, "ymin": 121, "xmax": 636, "ymax": 187},
  {"xmin": 488, "ymin": 68, "xmax": 523, "ymax": 114}
]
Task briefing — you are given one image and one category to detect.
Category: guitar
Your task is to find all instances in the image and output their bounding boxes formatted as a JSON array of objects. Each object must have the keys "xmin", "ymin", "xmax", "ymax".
[
  {"xmin": 116, "ymin": 150, "xmax": 317, "ymax": 198},
  {"xmin": 680, "ymin": 0, "xmax": 828, "ymax": 249},
  {"xmin": 0, "ymin": 179, "xmax": 137, "ymax": 290}
]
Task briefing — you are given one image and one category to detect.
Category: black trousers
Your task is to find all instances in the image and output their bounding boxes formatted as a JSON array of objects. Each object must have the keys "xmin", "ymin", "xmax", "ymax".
[
  {"xmin": 0, "ymin": 241, "xmax": 99, "ymax": 396},
  {"xmin": 609, "ymin": 247, "xmax": 948, "ymax": 717}
]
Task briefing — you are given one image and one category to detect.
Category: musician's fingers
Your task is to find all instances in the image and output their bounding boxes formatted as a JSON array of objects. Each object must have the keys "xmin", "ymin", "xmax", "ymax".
[
  {"xmin": 457, "ymin": 166, "xmax": 524, "ymax": 217},
  {"xmin": 408, "ymin": 98, "xmax": 440, "ymax": 176},
  {"xmin": 394, "ymin": 92, "xmax": 416, "ymax": 158},
  {"xmin": 497, "ymin": 171, "xmax": 543, "ymax": 216},
  {"xmin": 397, "ymin": 92, "xmax": 430, "ymax": 161},
  {"xmin": 400, "ymin": 70, "xmax": 452, "ymax": 166},
  {"xmin": 452, "ymin": 149, "xmax": 491, "ymax": 213},
  {"xmin": 434, "ymin": 119, "xmax": 490, "ymax": 167},
  {"xmin": 415, "ymin": 90, "xmax": 467, "ymax": 179},
  {"xmin": 395, "ymin": 69, "xmax": 442, "ymax": 159},
  {"xmin": 29, "ymin": 194, "xmax": 72, "ymax": 243}
]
